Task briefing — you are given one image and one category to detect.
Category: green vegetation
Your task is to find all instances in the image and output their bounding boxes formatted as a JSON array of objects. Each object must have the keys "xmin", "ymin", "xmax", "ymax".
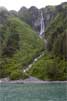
[
  {"xmin": 9, "ymin": 70, "xmax": 28, "ymax": 80},
  {"xmin": 28, "ymin": 8, "xmax": 67, "ymax": 81},
  {"xmin": 45, "ymin": 11, "xmax": 67, "ymax": 58},
  {"xmin": 0, "ymin": 17, "xmax": 44, "ymax": 79},
  {"xmin": 0, "ymin": 2, "xmax": 67, "ymax": 81},
  {"xmin": 28, "ymin": 54, "xmax": 67, "ymax": 80}
]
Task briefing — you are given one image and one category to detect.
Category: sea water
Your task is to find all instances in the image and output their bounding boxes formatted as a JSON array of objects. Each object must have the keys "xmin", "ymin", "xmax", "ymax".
[{"xmin": 0, "ymin": 83, "xmax": 67, "ymax": 101}]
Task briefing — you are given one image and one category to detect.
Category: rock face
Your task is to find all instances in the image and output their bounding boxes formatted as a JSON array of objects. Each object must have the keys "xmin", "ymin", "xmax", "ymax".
[
  {"xmin": 0, "ymin": 7, "xmax": 9, "ymax": 25},
  {"xmin": 0, "ymin": 2, "xmax": 67, "ymax": 34},
  {"xmin": 9, "ymin": 10, "xmax": 18, "ymax": 17},
  {"xmin": 18, "ymin": 2, "xmax": 67, "ymax": 34},
  {"xmin": 18, "ymin": 6, "xmax": 41, "ymax": 32},
  {"xmin": 0, "ymin": 7, "xmax": 7, "ymax": 12}
]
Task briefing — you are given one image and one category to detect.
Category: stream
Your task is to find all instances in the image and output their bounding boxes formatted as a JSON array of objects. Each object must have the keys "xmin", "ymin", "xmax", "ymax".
[
  {"xmin": 23, "ymin": 51, "xmax": 45, "ymax": 73},
  {"xmin": 23, "ymin": 11, "xmax": 47, "ymax": 73}
]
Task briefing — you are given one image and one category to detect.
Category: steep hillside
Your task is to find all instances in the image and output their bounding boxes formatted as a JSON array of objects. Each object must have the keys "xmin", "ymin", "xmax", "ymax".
[
  {"xmin": 45, "ymin": 9, "xmax": 67, "ymax": 59},
  {"xmin": 28, "ymin": 8, "xmax": 67, "ymax": 80},
  {"xmin": 18, "ymin": 2, "xmax": 67, "ymax": 33},
  {"xmin": 28, "ymin": 54, "xmax": 67, "ymax": 80},
  {"xmin": 0, "ymin": 7, "xmax": 9, "ymax": 26},
  {"xmin": 0, "ymin": 2, "xmax": 67, "ymax": 34},
  {"xmin": 0, "ymin": 17, "xmax": 44, "ymax": 80},
  {"xmin": 0, "ymin": 2, "xmax": 67, "ymax": 81}
]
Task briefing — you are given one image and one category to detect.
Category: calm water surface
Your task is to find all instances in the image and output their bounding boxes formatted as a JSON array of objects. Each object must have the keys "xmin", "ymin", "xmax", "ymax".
[{"xmin": 0, "ymin": 83, "xmax": 67, "ymax": 101}]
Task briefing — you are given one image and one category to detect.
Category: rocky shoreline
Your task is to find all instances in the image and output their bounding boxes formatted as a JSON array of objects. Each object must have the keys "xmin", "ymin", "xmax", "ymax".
[{"xmin": 0, "ymin": 77, "xmax": 67, "ymax": 84}]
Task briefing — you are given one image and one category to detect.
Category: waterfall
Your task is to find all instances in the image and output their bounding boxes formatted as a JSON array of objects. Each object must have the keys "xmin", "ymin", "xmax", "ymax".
[
  {"xmin": 40, "ymin": 12, "xmax": 45, "ymax": 36},
  {"xmin": 39, "ymin": 12, "xmax": 48, "ymax": 48}
]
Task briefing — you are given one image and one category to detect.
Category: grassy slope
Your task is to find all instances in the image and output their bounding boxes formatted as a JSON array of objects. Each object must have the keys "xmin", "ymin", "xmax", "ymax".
[{"xmin": 0, "ymin": 17, "xmax": 44, "ymax": 79}]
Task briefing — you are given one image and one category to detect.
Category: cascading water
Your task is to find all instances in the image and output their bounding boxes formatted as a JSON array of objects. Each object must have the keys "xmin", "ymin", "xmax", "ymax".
[
  {"xmin": 23, "ymin": 12, "xmax": 47, "ymax": 73},
  {"xmin": 40, "ymin": 12, "xmax": 45, "ymax": 36},
  {"xmin": 40, "ymin": 12, "xmax": 48, "ymax": 48}
]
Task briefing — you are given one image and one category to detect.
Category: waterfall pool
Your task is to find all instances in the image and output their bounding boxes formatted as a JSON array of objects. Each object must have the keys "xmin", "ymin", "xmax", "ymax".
[{"xmin": 0, "ymin": 82, "xmax": 67, "ymax": 101}]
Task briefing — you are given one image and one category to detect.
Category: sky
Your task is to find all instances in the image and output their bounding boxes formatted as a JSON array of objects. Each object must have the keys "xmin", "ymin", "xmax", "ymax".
[{"xmin": 0, "ymin": 0, "xmax": 66, "ymax": 11}]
